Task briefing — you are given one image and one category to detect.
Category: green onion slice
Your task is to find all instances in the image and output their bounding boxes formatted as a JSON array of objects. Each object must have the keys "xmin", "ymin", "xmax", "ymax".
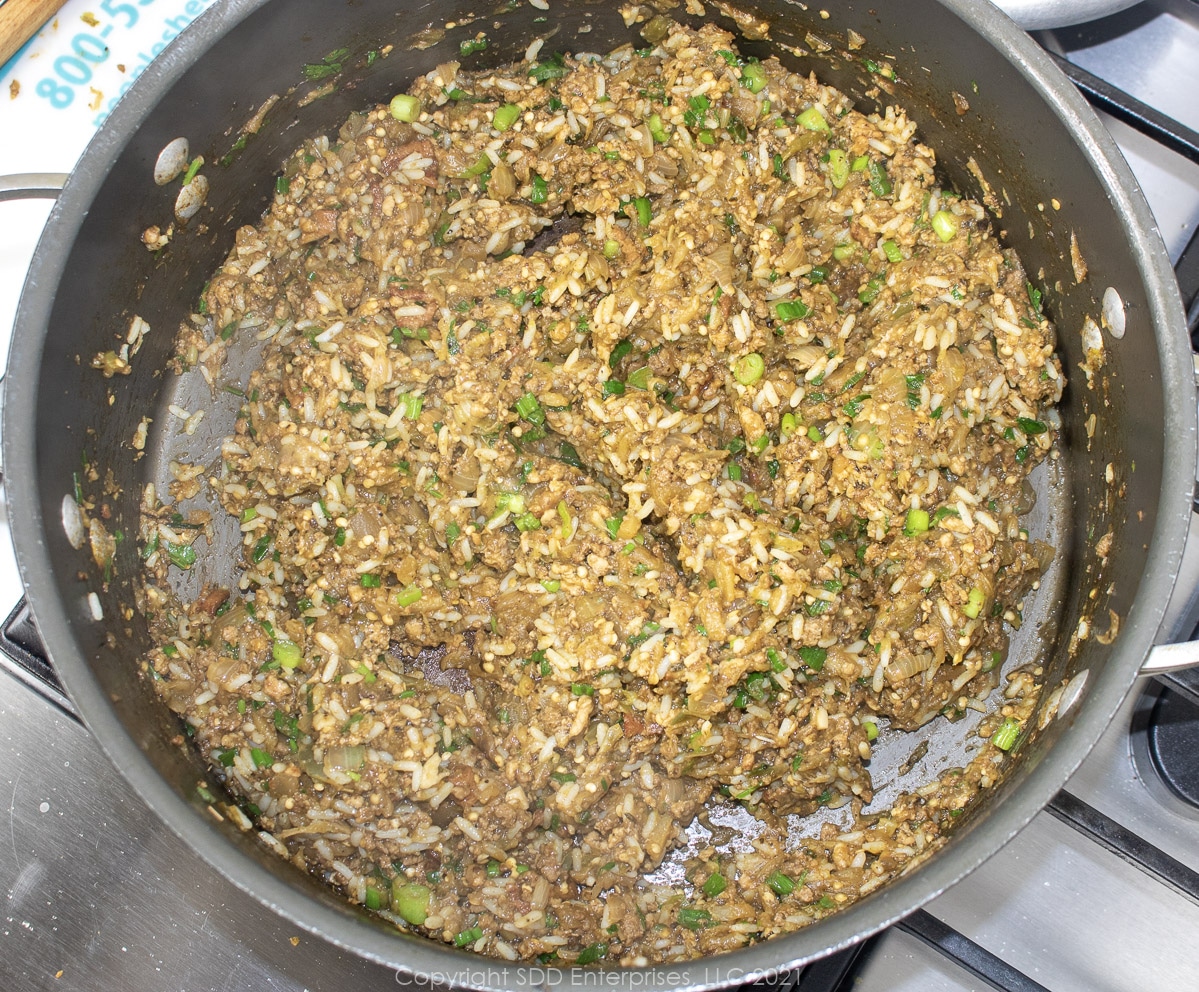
[
  {"xmin": 827, "ymin": 148, "xmax": 849, "ymax": 189},
  {"xmin": 740, "ymin": 62, "xmax": 767, "ymax": 93},
  {"xmin": 991, "ymin": 717, "xmax": 1021, "ymax": 751},
  {"xmin": 395, "ymin": 585, "xmax": 422, "ymax": 607},
  {"xmin": 931, "ymin": 209, "xmax": 960, "ymax": 242},
  {"xmin": 773, "ymin": 299, "xmax": 811, "ymax": 322},
  {"xmin": 867, "ymin": 158, "xmax": 892, "ymax": 196},
  {"xmin": 797, "ymin": 106, "xmax": 830, "ymax": 132},
  {"xmin": 389, "ymin": 94, "xmax": 422, "ymax": 122},
  {"xmin": 272, "ymin": 640, "xmax": 302, "ymax": 670},
  {"xmin": 492, "ymin": 103, "xmax": 522, "ymax": 131},
  {"xmin": 766, "ymin": 870, "xmax": 795, "ymax": 896},
  {"xmin": 903, "ymin": 508, "xmax": 930, "ymax": 537},
  {"xmin": 733, "ymin": 352, "xmax": 765, "ymax": 385},
  {"xmin": 392, "ymin": 882, "xmax": 431, "ymax": 925}
]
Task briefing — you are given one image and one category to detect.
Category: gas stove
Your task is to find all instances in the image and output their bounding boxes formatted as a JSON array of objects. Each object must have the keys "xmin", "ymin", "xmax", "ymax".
[{"xmin": 4, "ymin": 2, "xmax": 1199, "ymax": 990}]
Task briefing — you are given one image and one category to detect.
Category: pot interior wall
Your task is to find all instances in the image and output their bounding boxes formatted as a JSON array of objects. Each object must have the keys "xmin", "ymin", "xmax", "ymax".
[{"xmin": 19, "ymin": 0, "xmax": 1173, "ymax": 973}]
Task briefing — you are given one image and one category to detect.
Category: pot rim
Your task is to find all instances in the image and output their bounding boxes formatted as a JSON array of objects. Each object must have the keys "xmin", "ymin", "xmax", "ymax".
[{"xmin": 4, "ymin": 0, "xmax": 1194, "ymax": 987}]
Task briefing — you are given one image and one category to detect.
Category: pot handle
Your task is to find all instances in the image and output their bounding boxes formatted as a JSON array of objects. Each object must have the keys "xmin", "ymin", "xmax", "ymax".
[
  {"xmin": 0, "ymin": 173, "xmax": 68, "ymax": 201},
  {"xmin": 1139, "ymin": 354, "xmax": 1199, "ymax": 676}
]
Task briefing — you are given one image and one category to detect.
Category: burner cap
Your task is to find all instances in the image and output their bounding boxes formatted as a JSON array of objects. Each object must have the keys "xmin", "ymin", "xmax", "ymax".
[{"xmin": 1146, "ymin": 687, "xmax": 1199, "ymax": 808}]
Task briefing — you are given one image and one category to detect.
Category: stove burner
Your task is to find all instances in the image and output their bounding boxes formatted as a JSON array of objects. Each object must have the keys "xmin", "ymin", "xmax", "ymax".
[{"xmin": 1146, "ymin": 671, "xmax": 1199, "ymax": 808}]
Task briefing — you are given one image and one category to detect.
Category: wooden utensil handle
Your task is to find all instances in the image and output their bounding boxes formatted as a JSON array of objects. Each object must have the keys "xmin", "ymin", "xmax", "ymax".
[{"xmin": 0, "ymin": 0, "xmax": 71, "ymax": 70}]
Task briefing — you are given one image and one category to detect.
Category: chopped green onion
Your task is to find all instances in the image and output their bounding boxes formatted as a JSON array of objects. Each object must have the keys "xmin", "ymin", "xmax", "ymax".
[
  {"xmin": 273, "ymin": 640, "xmax": 302, "ymax": 670},
  {"xmin": 275, "ymin": 176, "xmax": 290, "ymax": 196},
  {"xmin": 683, "ymin": 93, "xmax": 711, "ymax": 128},
  {"xmin": 932, "ymin": 505, "xmax": 959, "ymax": 524},
  {"xmin": 364, "ymin": 878, "xmax": 389, "ymax": 911},
  {"xmin": 446, "ymin": 522, "xmax": 462, "ymax": 543},
  {"xmin": 678, "ymin": 906, "xmax": 714, "ymax": 930},
  {"xmin": 529, "ymin": 173, "xmax": 548, "ymax": 203},
  {"xmin": 389, "ymin": 94, "xmax": 422, "ymax": 122},
  {"xmin": 780, "ymin": 412, "xmax": 800, "ymax": 437},
  {"xmin": 571, "ymin": 683, "xmax": 595, "ymax": 696},
  {"xmin": 181, "ymin": 157, "xmax": 203, "ymax": 185},
  {"xmin": 392, "ymin": 882, "xmax": 431, "ymax": 925},
  {"xmin": 963, "ymin": 586, "xmax": 986, "ymax": 619},
  {"xmin": 241, "ymin": 507, "xmax": 258, "ymax": 523},
  {"xmin": 515, "ymin": 392, "xmax": 545, "ymax": 425},
  {"xmin": 733, "ymin": 352, "xmax": 765, "ymax": 385},
  {"xmin": 797, "ymin": 106, "xmax": 829, "ymax": 132},
  {"xmin": 558, "ymin": 500, "xmax": 572, "ymax": 539},
  {"xmin": 360, "ymin": 573, "xmax": 382, "ymax": 588},
  {"xmin": 492, "ymin": 103, "xmax": 522, "ymax": 131},
  {"xmin": 514, "ymin": 512, "xmax": 542, "ymax": 532},
  {"xmin": 461, "ymin": 152, "xmax": 491, "ymax": 179},
  {"xmin": 529, "ymin": 55, "xmax": 569, "ymax": 82},
  {"xmin": 486, "ymin": 859, "xmax": 502, "ymax": 878},
  {"xmin": 395, "ymin": 585, "xmax": 422, "ymax": 607},
  {"xmin": 647, "ymin": 112, "xmax": 670, "ymax": 143},
  {"xmin": 863, "ymin": 720, "xmax": 879, "ymax": 741},
  {"xmin": 167, "ymin": 542, "xmax": 198, "ymax": 570},
  {"xmin": 867, "ymin": 159, "xmax": 892, "ymax": 196},
  {"xmin": 740, "ymin": 61, "xmax": 768, "ymax": 93},
  {"xmin": 602, "ymin": 239, "xmax": 621, "ymax": 259},
  {"xmin": 626, "ymin": 366, "xmax": 651, "ymax": 390},
  {"xmin": 904, "ymin": 508, "xmax": 930, "ymax": 536},
  {"xmin": 333, "ymin": 527, "xmax": 346, "ymax": 547},
  {"xmin": 991, "ymin": 716, "xmax": 1021, "ymax": 751},
  {"xmin": 852, "ymin": 154, "xmax": 869, "ymax": 172},
  {"xmin": 250, "ymin": 747, "xmax": 273, "ymax": 769},
  {"xmin": 858, "ymin": 276, "xmax": 885, "ymax": 305},
  {"xmin": 931, "ymin": 209, "xmax": 959, "ymax": 242},
  {"xmin": 1016, "ymin": 416, "xmax": 1048, "ymax": 435},
  {"xmin": 576, "ymin": 942, "xmax": 607, "ymax": 965},
  {"xmin": 701, "ymin": 872, "xmax": 727, "ymax": 897},
  {"xmin": 882, "ymin": 239, "xmax": 903, "ymax": 263},
  {"xmin": 826, "ymin": 148, "xmax": 849, "ymax": 189},
  {"xmin": 773, "ymin": 299, "xmax": 811, "ymax": 321},
  {"xmin": 833, "ymin": 243, "xmax": 856, "ymax": 260},
  {"xmin": 630, "ymin": 196, "xmax": 652, "ymax": 227},
  {"xmin": 602, "ymin": 379, "xmax": 626, "ymax": 398},
  {"xmin": 628, "ymin": 621, "xmax": 661, "ymax": 648},
  {"xmin": 609, "ymin": 338, "xmax": 633, "ymax": 368},
  {"xmin": 798, "ymin": 646, "xmax": 827, "ymax": 670},
  {"xmin": 767, "ymin": 870, "xmax": 795, "ymax": 896},
  {"xmin": 807, "ymin": 425, "xmax": 824, "ymax": 443},
  {"xmin": 541, "ymin": 579, "xmax": 561, "ymax": 593},
  {"xmin": 808, "ymin": 264, "xmax": 829, "ymax": 284}
]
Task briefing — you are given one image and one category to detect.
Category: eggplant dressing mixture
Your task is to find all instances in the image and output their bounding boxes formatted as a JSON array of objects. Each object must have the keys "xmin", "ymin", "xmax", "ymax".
[{"xmin": 140, "ymin": 21, "xmax": 1061, "ymax": 965}]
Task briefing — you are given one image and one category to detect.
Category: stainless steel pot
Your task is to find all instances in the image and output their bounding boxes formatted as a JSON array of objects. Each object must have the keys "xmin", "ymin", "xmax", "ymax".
[{"xmin": 3, "ymin": 0, "xmax": 1196, "ymax": 987}]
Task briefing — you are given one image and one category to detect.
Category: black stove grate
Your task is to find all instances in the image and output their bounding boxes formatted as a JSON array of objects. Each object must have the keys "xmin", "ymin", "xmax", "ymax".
[{"xmin": 2, "ymin": 33, "xmax": 1198, "ymax": 992}]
